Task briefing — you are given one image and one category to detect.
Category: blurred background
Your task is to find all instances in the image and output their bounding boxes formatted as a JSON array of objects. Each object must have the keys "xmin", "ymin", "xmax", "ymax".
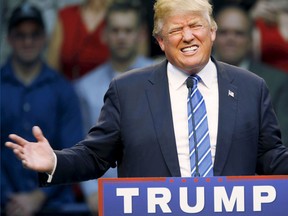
[{"xmin": 1, "ymin": 0, "xmax": 287, "ymax": 215}]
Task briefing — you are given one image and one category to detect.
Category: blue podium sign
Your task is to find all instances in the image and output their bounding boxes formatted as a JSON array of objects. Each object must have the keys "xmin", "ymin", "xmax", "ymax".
[{"xmin": 99, "ymin": 176, "xmax": 288, "ymax": 216}]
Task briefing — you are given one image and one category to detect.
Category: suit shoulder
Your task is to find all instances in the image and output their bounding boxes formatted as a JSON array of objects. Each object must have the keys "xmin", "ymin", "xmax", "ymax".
[{"xmin": 113, "ymin": 61, "xmax": 164, "ymax": 84}]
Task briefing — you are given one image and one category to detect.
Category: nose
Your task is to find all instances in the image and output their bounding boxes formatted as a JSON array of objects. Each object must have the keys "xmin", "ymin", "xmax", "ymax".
[
  {"xmin": 23, "ymin": 35, "xmax": 34, "ymax": 45},
  {"xmin": 117, "ymin": 30, "xmax": 127, "ymax": 40},
  {"xmin": 182, "ymin": 27, "xmax": 195, "ymax": 42}
]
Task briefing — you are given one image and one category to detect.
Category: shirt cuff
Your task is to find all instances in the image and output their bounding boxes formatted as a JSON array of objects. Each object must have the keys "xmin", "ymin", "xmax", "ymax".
[{"xmin": 47, "ymin": 152, "xmax": 57, "ymax": 183}]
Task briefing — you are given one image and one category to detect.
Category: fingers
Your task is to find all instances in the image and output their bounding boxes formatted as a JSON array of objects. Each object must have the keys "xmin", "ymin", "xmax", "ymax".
[
  {"xmin": 6, "ymin": 143, "xmax": 28, "ymax": 168},
  {"xmin": 6, "ymin": 126, "xmax": 45, "ymax": 146},
  {"xmin": 8, "ymin": 144, "xmax": 25, "ymax": 161},
  {"xmin": 5, "ymin": 141, "xmax": 23, "ymax": 155},
  {"xmin": 7, "ymin": 134, "xmax": 29, "ymax": 147},
  {"xmin": 21, "ymin": 160, "xmax": 28, "ymax": 169},
  {"xmin": 5, "ymin": 141, "xmax": 19, "ymax": 150},
  {"xmin": 5, "ymin": 135, "xmax": 27, "ymax": 161},
  {"xmin": 32, "ymin": 126, "xmax": 46, "ymax": 142}
]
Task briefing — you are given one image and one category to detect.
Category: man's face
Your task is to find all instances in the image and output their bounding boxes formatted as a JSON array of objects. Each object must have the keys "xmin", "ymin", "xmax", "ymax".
[
  {"xmin": 8, "ymin": 21, "xmax": 45, "ymax": 65},
  {"xmin": 156, "ymin": 12, "xmax": 216, "ymax": 74},
  {"xmin": 105, "ymin": 11, "xmax": 140, "ymax": 62},
  {"xmin": 214, "ymin": 9, "xmax": 251, "ymax": 66}
]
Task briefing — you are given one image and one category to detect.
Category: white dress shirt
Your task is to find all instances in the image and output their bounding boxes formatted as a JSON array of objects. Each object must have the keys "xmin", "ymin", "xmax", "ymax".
[
  {"xmin": 48, "ymin": 58, "xmax": 219, "ymax": 182},
  {"xmin": 167, "ymin": 58, "xmax": 219, "ymax": 177}
]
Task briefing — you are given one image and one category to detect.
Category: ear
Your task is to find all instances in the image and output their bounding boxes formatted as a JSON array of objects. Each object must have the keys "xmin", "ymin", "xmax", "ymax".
[
  {"xmin": 210, "ymin": 27, "xmax": 217, "ymax": 42},
  {"xmin": 155, "ymin": 35, "xmax": 165, "ymax": 52}
]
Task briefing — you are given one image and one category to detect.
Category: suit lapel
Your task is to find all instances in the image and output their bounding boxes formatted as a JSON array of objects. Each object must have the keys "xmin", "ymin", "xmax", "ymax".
[
  {"xmin": 213, "ymin": 61, "xmax": 238, "ymax": 175},
  {"xmin": 144, "ymin": 59, "xmax": 238, "ymax": 176},
  {"xmin": 145, "ymin": 61, "xmax": 181, "ymax": 177}
]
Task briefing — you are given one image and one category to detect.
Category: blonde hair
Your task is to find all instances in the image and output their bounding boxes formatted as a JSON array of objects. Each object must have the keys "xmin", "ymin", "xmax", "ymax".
[{"xmin": 153, "ymin": 0, "xmax": 217, "ymax": 37}]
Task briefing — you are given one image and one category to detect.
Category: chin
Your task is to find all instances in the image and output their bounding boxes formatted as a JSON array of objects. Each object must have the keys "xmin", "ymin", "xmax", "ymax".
[{"xmin": 18, "ymin": 58, "xmax": 40, "ymax": 67}]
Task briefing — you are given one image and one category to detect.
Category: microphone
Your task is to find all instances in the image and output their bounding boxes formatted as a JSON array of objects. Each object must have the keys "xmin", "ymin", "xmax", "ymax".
[
  {"xmin": 186, "ymin": 77, "xmax": 194, "ymax": 89},
  {"xmin": 186, "ymin": 78, "xmax": 200, "ymax": 177}
]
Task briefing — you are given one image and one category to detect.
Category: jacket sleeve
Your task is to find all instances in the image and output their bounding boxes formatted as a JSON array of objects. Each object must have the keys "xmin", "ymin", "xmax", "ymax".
[
  {"xmin": 256, "ymin": 79, "xmax": 288, "ymax": 174},
  {"xmin": 39, "ymin": 79, "xmax": 121, "ymax": 186}
]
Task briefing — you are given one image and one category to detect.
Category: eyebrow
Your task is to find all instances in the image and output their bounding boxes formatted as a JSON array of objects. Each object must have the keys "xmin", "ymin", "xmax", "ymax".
[{"xmin": 168, "ymin": 19, "xmax": 205, "ymax": 31}]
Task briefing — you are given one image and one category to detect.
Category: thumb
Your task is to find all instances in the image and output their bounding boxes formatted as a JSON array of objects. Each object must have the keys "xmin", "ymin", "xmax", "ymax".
[{"xmin": 32, "ymin": 126, "xmax": 46, "ymax": 142}]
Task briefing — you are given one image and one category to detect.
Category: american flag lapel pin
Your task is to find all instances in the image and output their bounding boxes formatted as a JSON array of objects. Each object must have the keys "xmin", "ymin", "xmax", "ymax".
[{"xmin": 228, "ymin": 90, "xmax": 235, "ymax": 98}]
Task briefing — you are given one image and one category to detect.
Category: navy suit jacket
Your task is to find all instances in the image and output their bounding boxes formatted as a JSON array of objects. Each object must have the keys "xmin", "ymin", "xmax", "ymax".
[{"xmin": 41, "ymin": 58, "xmax": 288, "ymax": 186}]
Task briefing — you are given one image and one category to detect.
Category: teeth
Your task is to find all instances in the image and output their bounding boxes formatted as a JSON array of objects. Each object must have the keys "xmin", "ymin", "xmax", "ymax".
[{"xmin": 182, "ymin": 46, "xmax": 197, "ymax": 52}]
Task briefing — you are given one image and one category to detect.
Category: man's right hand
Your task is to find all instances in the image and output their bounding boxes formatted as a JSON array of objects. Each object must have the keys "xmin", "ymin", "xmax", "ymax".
[{"xmin": 5, "ymin": 126, "xmax": 55, "ymax": 174}]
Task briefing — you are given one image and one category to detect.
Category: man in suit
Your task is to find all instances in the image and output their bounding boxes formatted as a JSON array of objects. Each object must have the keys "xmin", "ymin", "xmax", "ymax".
[
  {"xmin": 5, "ymin": 0, "xmax": 288, "ymax": 186},
  {"xmin": 213, "ymin": 5, "xmax": 288, "ymax": 146}
]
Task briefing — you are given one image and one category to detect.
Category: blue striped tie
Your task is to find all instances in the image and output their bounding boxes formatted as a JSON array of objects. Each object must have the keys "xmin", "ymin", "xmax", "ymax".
[{"xmin": 187, "ymin": 75, "xmax": 213, "ymax": 177}]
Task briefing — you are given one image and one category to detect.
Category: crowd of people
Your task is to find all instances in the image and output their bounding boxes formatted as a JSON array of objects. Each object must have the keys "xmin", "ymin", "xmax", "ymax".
[{"xmin": 1, "ymin": 0, "xmax": 287, "ymax": 215}]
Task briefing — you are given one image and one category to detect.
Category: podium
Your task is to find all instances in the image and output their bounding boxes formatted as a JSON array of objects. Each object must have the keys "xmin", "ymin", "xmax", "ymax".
[{"xmin": 99, "ymin": 175, "xmax": 288, "ymax": 216}]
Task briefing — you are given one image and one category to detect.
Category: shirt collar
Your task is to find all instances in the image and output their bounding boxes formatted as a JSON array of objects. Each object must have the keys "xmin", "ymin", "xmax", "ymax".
[
  {"xmin": 197, "ymin": 58, "xmax": 217, "ymax": 89},
  {"xmin": 167, "ymin": 58, "xmax": 217, "ymax": 90},
  {"xmin": 167, "ymin": 62, "xmax": 188, "ymax": 90}
]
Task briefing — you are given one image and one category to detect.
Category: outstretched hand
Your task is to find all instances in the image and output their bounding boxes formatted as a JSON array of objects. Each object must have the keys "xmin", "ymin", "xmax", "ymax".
[{"xmin": 5, "ymin": 126, "xmax": 55, "ymax": 174}]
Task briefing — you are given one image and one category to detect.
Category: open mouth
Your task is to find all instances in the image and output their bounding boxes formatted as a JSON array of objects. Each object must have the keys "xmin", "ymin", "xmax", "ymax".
[{"xmin": 181, "ymin": 45, "xmax": 199, "ymax": 53}]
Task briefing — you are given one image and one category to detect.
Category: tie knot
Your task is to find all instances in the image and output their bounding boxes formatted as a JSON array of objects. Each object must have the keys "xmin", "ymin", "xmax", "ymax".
[
  {"xmin": 187, "ymin": 75, "xmax": 200, "ymax": 88},
  {"xmin": 192, "ymin": 75, "xmax": 201, "ymax": 83}
]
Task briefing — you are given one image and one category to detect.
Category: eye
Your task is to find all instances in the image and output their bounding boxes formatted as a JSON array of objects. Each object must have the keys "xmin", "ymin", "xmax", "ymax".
[
  {"xmin": 235, "ymin": 30, "xmax": 247, "ymax": 37},
  {"xmin": 168, "ymin": 28, "xmax": 182, "ymax": 35},
  {"xmin": 190, "ymin": 24, "xmax": 204, "ymax": 30}
]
